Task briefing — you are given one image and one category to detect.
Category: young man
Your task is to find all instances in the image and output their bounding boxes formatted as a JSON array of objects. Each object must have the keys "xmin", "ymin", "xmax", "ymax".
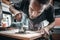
[
  {"xmin": 29, "ymin": 0, "xmax": 55, "ymax": 39},
  {"xmin": 9, "ymin": 0, "xmax": 55, "ymax": 40},
  {"xmin": 29, "ymin": 0, "xmax": 55, "ymax": 31}
]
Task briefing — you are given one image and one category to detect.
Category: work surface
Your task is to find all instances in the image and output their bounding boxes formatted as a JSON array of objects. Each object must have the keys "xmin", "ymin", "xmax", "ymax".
[{"xmin": 0, "ymin": 29, "xmax": 42, "ymax": 40}]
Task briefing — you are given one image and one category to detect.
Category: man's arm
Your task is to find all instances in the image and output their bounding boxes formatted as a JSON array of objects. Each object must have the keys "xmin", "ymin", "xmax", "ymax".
[
  {"xmin": 9, "ymin": 6, "xmax": 20, "ymax": 15},
  {"xmin": 43, "ymin": 21, "xmax": 55, "ymax": 34},
  {"xmin": 45, "ymin": 21, "xmax": 55, "ymax": 31},
  {"xmin": 2, "ymin": 0, "xmax": 11, "ymax": 5}
]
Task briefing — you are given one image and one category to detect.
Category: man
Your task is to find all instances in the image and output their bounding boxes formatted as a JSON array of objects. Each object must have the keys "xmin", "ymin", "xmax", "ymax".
[
  {"xmin": 29, "ymin": 0, "xmax": 55, "ymax": 31},
  {"xmin": 9, "ymin": 0, "xmax": 55, "ymax": 40},
  {"xmin": 29, "ymin": 0, "xmax": 55, "ymax": 40}
]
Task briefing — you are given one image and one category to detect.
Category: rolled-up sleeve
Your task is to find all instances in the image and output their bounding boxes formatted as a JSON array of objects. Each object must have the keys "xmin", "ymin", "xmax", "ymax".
[{"xmin": 13, "ymin": 0, "xmax": 24, "ymax": 11}]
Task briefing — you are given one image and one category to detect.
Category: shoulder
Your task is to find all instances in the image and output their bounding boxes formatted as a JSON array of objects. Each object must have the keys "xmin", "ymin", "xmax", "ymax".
[{"xmin": 45, "ymin": 4, "xmax": 54, "ymax": 12}]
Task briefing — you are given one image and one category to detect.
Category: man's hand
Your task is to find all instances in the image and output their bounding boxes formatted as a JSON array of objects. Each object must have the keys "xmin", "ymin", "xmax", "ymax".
[
  {"xmin": 43, "ymin": 27, "xmax": 49, "ymax": 35},
  {"xmin": 36, "ymin": 28, "xmax": 49, "ymax": 36},
  {"xmin": 40, "ymin": 21, "xmax": 55, "ymax": 35}
]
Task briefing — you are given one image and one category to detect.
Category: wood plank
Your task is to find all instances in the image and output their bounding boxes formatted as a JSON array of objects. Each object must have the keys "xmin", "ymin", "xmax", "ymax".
[{"xmin": 0, "ymin": 31, "xmax": 42, "ymax": 40}]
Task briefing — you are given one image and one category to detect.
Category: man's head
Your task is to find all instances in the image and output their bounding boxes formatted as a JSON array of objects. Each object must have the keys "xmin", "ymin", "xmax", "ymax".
[
  {"xmin": 15, "ymin": 12, "xmax": 22, "ymax": 21},
  {"xmin": 29, "ymin": 0, "xmax": 51, "ymax": 19}
]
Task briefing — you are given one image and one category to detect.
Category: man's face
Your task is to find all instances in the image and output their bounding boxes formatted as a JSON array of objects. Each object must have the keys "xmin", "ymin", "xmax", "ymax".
[
  {"xmin": 29, "ymin": 0, "xmax": 44, "ymax": 19},
  {"xmin": 15, "ymin": 13, "xmax": 22, "ymax": 21}
]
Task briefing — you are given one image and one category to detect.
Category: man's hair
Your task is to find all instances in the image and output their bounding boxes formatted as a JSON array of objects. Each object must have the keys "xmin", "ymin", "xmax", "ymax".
[{"xmin": 37, "ymin": 0, "xmax": 50, "ymax": 4}]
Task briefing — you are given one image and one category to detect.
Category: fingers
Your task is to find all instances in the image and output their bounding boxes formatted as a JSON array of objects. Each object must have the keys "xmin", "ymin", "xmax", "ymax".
[{"xmin": 43, "ymin": 28, "xmax": 49, "ymax": 35}]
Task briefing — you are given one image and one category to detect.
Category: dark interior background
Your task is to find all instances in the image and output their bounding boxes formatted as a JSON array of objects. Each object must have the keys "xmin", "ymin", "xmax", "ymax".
[
  {"xmin": 54, "ymin": 0, "xmax": 60, "ymax": 15},
  {"xmin": 0, "ymin": 2, "xmax": 2, "ymax": 26}
]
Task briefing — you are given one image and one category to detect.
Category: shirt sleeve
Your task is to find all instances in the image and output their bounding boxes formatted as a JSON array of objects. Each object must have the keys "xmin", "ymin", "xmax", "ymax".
[
  {"xmin": 13, "ymin": 0, "xmax": 24, "ymax": 11},
  {"xmin": 13, "ymin": 0, "xmax": 29, "ymax": 16},
  {"xmin": 46, "ymin": 5, "xmax": 55, "ymax": 25}
]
